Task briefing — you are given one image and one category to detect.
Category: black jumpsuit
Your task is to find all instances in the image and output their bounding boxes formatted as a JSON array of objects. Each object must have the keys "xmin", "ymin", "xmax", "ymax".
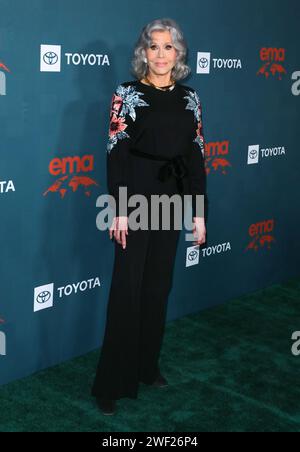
[{"xmin": 91, "ymin": 79, "xmax": 206, "ymax": 400}]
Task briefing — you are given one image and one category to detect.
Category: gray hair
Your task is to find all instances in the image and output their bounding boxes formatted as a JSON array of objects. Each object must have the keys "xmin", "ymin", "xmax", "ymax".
[{"xmin": 131, "ymin": 18, "xmax": 191, "ymax": 81}]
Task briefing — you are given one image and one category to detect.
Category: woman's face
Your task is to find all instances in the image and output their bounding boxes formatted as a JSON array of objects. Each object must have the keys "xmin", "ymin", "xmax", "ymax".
[{"xmin": 144, "ymin": 30, "xmax": 177, "ymax": 79}]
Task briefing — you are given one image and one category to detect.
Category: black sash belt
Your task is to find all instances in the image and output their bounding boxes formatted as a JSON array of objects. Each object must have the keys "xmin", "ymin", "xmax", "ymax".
[{"xmin": 129, "ymin": 147, "xmax": 188, "ymax": 194}]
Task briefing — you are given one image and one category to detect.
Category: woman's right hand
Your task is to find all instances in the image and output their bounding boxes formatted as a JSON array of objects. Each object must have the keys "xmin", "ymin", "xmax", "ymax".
[{"xmin": 109, "ymin": 216, "xmax": 129, "ymax": 249}]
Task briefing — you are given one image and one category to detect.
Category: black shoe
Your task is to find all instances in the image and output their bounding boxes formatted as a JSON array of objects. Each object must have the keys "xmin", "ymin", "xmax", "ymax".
[
  {"xmin": 152, "ymin": 373, "xmax": 169, "ymax": 388},
  {"xmin": 96, "ymin": 397, "xmax": 116, "ymax": 415}
]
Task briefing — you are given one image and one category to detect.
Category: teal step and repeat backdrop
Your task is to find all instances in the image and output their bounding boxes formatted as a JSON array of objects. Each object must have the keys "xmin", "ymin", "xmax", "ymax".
[{"xmin": 0, "ymin": 0, "xmax": 299, "ymax": 385}]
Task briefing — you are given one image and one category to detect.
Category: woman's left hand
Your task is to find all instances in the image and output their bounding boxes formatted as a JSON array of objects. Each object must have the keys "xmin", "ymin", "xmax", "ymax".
[{"xmin": 192, "ymin": 217, "xmax": 206, "ymax": 246}]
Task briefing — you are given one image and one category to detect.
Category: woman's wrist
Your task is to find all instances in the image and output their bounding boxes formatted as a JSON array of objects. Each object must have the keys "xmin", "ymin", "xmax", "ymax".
[{"xmin": 193, "ymin": 216, "xmax": 205, "ymax": 222}]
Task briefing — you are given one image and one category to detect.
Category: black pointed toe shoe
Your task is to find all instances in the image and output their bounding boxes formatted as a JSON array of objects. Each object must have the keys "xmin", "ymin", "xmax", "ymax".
[{"xmin": 96, "ymin": 397, "xmax": 117, "ymax": 415}]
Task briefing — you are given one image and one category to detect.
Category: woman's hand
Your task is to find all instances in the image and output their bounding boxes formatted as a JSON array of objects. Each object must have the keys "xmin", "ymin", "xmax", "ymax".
[
  {"xmin": 192, "ymin": 217, "xmax": 206, "ymax": 246},
  {"xmin": 109, "ymin": 216, "xmax": 129, "ymax": 249}
]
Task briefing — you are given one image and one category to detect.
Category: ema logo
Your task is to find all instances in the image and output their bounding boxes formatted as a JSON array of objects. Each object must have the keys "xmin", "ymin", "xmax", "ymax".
[
  {"xmin": 43, "ymin": 155, "xmax": 99, "ymax": 198},
  {"xmin": 247, "ymin": 144, "xmax": 286, "ymax": 165},
  {"xmin": 0, "ymin": 60, "xmax": 10, "ymax": 96},
  {"xmin": 34, "ymin": 277, "xmax": 101, "ymax": 312},
  {"xmin": 257, "ymin": 47, "xmax": 287, "ymax": 80},
  {"xmin": 0, "ymin": 180, "xmax": 15, "ymax": 194},
  {"xmin": 245, "ymin": 219, "xmax": 275, "ymax": 252},
  {"xmin": 204, "ymin": 141, "xmax": 232, "ymax": 175},
  {"xmin": 40, "ymin": 45, "xmax": 110, "ymax": 72},
  {"xmin": 196, "ymin": 52, "xmax": 242, "ymax": 74},
  {"xmin": 0, "ymin": 318, "xmax": 7, "ymax": 356}
]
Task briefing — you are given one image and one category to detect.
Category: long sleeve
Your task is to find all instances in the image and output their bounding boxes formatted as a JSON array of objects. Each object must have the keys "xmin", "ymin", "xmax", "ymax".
[
  {"xmin": 186, "ymin": 89, "xmax": 206, "ymax": 219},
  {"xmin": 106, "ymin": 84, "xmax": 134, "ymax": 217}
]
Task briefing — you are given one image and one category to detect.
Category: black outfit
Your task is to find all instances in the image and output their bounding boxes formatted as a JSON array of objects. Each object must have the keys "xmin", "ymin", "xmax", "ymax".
[{"xmin": 91, "ymin": 79, "xmax": 206, "ymax": 400}]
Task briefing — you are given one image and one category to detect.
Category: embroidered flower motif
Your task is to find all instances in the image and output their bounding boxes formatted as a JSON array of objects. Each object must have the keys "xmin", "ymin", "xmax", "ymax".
[
  {"xmin": 107, "ymin": 84, "xmax": 149, "ymax": 153},
  {"xmin": 194, "ymin": 120, "xmax": 205, "ymax": 157},
  {"xmin": 109, "ymin": 113, "xmax": 129, "ymax": 139},
  {"xmin": 183, "ymin": 89, "xmax": 205, "ymax": 157},
  {"xmin": 111, "ymin": 94, "xmax": 123, "ymax": 116}
]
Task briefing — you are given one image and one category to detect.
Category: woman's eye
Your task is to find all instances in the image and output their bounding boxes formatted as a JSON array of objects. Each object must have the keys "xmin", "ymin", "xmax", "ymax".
[{"xmin": 150, "ymin": 45, "xmax": 173, "ymax": 50}]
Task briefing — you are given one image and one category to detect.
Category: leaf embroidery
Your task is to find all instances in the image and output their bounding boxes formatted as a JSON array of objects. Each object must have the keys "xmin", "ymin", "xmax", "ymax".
[
  {"xmin": 183, "ymin": 89, "xmax": 205, "ymax": 157},
  {"xmin": 107, "ymin": 84, "xmax": 149, "ymax": 153}
]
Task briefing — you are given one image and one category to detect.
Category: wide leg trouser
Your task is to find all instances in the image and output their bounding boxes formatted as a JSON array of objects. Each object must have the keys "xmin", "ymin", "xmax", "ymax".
[{"xmin": 91, "ymin": 205, "xmax": 182, "ymax": 400}]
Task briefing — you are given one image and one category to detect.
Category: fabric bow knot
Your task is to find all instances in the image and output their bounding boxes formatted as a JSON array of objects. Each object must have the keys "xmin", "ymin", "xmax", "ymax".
[
  {"xmin": 129, "ymin": 147, "xmax": 188, "ymax": 194},
  {"xmin": 158, "ymin": 154, "xmax": 188, "ymax": 193}
]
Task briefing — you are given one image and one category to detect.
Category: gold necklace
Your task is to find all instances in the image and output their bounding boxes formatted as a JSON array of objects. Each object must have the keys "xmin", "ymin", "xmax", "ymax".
[{"xmin": 143, "ymin": 75, "xmax": 175, "ymax": 91}]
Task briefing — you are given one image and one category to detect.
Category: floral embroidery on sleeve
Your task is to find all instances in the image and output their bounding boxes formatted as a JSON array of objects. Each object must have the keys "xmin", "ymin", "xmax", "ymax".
[
  {"xmin": 107, "ymin": 84, "xmax": 149, "ymax": 153},
  {"xmin": 183, "ymin": 89, "xmax": 205, "ymax": 157}
]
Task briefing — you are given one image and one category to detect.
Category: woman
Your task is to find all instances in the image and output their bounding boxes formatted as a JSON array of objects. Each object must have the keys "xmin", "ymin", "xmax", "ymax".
[{"xmin": 92, "ymin": 18, "xmax": 207, "ymax": 415}]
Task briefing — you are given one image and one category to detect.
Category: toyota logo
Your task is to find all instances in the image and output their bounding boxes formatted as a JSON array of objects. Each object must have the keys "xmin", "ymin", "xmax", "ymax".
[
  {"xmin": 198, "ymin": 57, "xmax": 208, "ymax": 69},
  {"xmin": 249, "ymin": 149, "xmax": 258, "ymax": 159},
  {"xmin": 43, "ymin": 52, "xmax": 58, "ymax": 65},
  {"xmin": 37, "ymin": 291, "xmax": 51, "ymax": 304},
  {"xmin": 188, "ymin": 250, "xmax": 198, "ymax": 261}
]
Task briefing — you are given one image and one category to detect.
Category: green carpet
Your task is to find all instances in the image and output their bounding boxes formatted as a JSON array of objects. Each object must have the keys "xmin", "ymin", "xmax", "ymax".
[{"xmin": 1, "ymin": 276, "xmax": 300, "ymax": 432}]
